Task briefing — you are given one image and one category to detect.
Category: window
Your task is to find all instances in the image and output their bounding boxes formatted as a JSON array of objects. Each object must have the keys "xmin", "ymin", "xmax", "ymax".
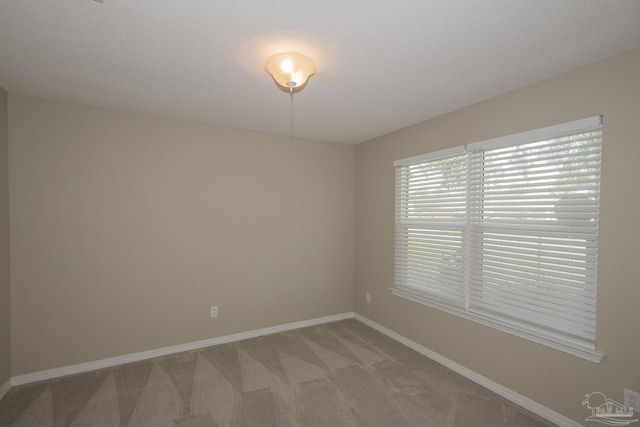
[{"xmin": 393, "ymin": 117, "xmax": 603, "ymax": 362}]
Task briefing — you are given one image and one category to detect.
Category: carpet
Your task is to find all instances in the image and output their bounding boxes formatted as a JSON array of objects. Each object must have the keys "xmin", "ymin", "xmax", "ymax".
[{"xmin": 0, "ymin": 319, "xmax": 555, "ymax": 426}]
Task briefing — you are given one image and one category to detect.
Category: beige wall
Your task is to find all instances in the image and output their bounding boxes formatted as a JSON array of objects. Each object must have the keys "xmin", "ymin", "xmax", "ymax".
[
  {"xmin": 5, "ymin": 47, "xmax": 640, "ymax": 424},
  {"xmin": 354, "ymin": 46, "xmax": 640, "ymax": 423},
  {"xmin": 8, "ymin": 96, "xmax": 354, "ymax": 375},
  {"xmin": 0, "ymin": 87, "xmax": 9, "ymax": 387}
]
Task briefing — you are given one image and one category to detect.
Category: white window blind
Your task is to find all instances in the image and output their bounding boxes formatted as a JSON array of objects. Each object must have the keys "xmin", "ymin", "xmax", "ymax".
[
  {"xmin": 395, "ymin": 151, "xmax": 467, "ymax": 304},
  {"xmin": 393, "ymin": 117, "xmax": 602, "ymax": 359}
]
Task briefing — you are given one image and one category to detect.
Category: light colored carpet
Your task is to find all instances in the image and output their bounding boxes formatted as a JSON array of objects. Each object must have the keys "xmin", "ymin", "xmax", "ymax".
[{"xmin": 0, "ymin": 319, "xmax": 556, "ymax": 426}]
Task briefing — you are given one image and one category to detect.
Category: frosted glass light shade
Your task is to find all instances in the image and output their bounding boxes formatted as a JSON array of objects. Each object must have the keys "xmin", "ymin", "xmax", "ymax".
[{"xmin": 265, "ymin": 52, "xmax": 316, "ymax": 91}]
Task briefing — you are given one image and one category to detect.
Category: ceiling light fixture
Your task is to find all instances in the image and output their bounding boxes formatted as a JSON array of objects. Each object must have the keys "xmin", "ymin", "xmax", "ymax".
[{"xmin": 264, "ymin": 52, "xmax": 316, "ymax": 93}]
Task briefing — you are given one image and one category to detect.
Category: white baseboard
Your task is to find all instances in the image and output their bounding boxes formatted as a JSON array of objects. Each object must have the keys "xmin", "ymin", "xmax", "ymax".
[
  {"xmin": 0, "ymin": 378, "xmax": 10, "ymax": 401},
  {"xmin": 353, "ymin": 314, "xmax": 582, "ymax": 427},
  {"xmin": 4, "ymin": 311, "xmax": 580, "ymax": 426},
  {"xmin": 10, "ymin": 312, "xmax": 355, "ymax": 387}
]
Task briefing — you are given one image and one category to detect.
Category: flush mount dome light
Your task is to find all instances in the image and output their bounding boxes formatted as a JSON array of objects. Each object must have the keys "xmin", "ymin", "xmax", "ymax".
[{"xmin": 265, "ymin": 52, "xmax": 316, "ymax": 93}]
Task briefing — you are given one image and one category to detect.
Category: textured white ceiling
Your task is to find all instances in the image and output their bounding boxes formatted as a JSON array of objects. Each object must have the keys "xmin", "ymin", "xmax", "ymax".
[{"xmin": 1, "ymin": 1, "xmax": 640, "ymax": 144}]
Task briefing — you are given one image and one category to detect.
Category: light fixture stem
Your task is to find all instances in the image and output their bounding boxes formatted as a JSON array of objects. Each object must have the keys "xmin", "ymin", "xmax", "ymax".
[{"xmin": 289, "ymin": 90, "xmax": 294, "ymax": 138}]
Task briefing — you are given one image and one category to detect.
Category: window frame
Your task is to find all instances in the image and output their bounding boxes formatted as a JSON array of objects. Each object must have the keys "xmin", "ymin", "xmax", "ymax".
[{"xmin": 392, "ymin": 116, "xmax": 604, "ymax": 363}]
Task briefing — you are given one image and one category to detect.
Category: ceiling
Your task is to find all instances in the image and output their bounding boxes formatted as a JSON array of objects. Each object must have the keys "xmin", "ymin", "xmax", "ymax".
[{"xmin": 1, "ymin": 1, "xmax": 640, "ymax": 144}]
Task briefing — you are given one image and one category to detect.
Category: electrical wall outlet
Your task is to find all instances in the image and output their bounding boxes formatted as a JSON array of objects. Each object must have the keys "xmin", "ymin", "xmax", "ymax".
[
  {"xmin": 210, "ymin": 306, "xmax": 218, "ymax": 318},
  {"xmin": 366, "ymin": 292, "xmax": 371, "ymax": 303},
  {"xmin": 624, "ymin": 388, "xmax": 640, "ymax": 412}
]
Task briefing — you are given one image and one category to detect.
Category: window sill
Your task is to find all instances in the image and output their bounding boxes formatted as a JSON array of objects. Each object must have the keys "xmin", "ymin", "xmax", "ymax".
[{"xmin": 390, "ymin": 287, "xmax": 604, "ymax": 363}]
